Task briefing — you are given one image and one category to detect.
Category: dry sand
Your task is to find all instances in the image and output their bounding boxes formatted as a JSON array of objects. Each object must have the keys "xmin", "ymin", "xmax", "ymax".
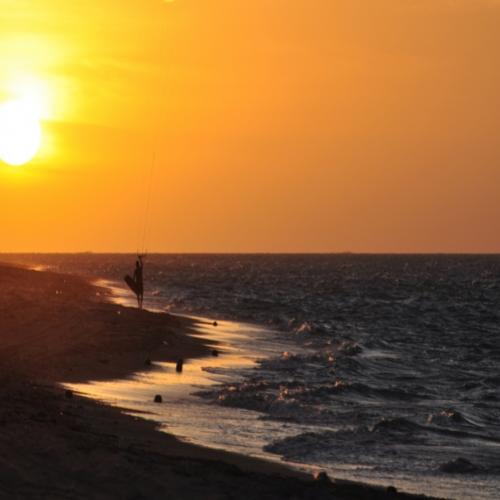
[{"xmin": 0, "ymin": 264, "xmax": 439, "ymax": 499}]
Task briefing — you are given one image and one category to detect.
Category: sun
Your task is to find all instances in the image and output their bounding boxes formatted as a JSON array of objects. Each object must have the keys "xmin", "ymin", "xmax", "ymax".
[
  {"xmin": 0, "ymin": 75, "xmax": 47, "ymax": 167},
  {"xmin": 0, "ymin": 97, "xmax": 42, "ymax": 167}
]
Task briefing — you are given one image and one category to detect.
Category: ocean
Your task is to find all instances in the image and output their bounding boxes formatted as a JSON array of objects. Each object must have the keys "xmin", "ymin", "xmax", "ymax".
[{"xmin": 4, "ymin": 253, "xmax": 500, "ymax": 499}]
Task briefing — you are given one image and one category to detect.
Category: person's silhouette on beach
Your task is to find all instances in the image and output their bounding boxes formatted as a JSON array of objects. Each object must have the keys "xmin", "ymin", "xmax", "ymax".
[
  {"xmin": 124, "ymin": 255, "xmax": 144, "ymax": 309},
  {"xmin": 134, "ymin": 255, "xmax": 144, "ymax": 309}
]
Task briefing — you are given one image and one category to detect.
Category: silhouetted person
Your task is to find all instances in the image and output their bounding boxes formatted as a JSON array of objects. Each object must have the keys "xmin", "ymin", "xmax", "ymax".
[
  {"xmin": 134, "ymin": 255, "xmax": 144, "ymax": 309},
  {"xmin": 124, "ymin": 255, "xmax": 144, "ymax": 309}
]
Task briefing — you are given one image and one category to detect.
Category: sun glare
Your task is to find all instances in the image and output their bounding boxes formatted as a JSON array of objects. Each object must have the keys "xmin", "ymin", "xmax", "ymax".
[
  {"xmin": 0, "ymin": 76, "xmax": 47, "ymax": 167},
  {"xmin": 0, "ymin": 97, "xmax": 42, "ymax": 166}
]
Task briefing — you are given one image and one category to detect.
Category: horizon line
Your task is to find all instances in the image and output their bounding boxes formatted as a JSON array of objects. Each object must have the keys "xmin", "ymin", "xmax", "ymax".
[{"xmin": 1, "ymin": 251, "xmax": 500, "ymax": 256}]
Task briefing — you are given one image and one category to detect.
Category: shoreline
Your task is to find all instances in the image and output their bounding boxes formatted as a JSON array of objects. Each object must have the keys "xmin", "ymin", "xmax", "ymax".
[
  {"xmin": 0, "ymin": 263, "xmax": 214, "ymax": 384},
  {"xmin": 0, "ymin": 263, "xmax": 440, "ymax": 499}
]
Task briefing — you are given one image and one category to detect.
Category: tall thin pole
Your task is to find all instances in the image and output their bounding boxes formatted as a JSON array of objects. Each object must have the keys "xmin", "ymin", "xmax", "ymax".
[{"xmin": 140, "ymin": 150, "xmax": 155, "ymax": 255}]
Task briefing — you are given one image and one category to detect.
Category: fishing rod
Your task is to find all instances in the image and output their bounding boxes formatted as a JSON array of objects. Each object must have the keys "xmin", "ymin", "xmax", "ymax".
[{"xmin": 139, "ymin": 150, "xmax": 156, "ymax": 257}]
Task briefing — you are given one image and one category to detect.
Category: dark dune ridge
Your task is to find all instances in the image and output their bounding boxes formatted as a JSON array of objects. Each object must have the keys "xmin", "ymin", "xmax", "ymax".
[{"xmin": 0, "ymin": 264, "xmax": 440, "ymax": 499}]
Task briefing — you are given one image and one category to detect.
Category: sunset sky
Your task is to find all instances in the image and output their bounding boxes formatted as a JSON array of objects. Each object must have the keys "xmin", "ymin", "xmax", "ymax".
[{"xmin": 1, "ymin": 0, "xmax": 499, "ymax": 252}]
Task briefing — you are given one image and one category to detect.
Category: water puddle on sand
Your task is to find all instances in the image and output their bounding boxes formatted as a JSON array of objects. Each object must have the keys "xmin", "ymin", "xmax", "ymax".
[{"xmin": 64, "ymin": 281, "xmax": 316, "ymax": 466}]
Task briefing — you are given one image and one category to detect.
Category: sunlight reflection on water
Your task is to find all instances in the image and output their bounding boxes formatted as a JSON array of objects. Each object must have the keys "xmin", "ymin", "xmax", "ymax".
[{"xmin": 64, "ymin": 295, "xmax": 315, "ymax": 465}]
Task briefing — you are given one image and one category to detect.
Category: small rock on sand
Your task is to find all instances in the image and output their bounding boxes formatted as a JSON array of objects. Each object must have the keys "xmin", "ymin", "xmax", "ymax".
[
  {"xmin": 213, "ymin": 321, "xmax": 218, "ymax": 327},
  {"xmin": 212, "ymin": 349, "xmax": 219, "ymax": 357},
  {"xmin": 154, "ymin": 395, "xmax": 162, "ymax": 403},
  {"xmin": 313, "ymin": 471, "xmax": 330, "ymax": 483},
  {"xmin": 176, "ymin": 359, "xmax": 184, "ymax": 373}
]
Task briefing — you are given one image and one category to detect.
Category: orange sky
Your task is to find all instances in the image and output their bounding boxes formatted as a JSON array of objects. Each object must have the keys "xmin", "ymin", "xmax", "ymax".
[{"xmin": 1, "ymin": 0, "xmax": 499, "ymax": 252}]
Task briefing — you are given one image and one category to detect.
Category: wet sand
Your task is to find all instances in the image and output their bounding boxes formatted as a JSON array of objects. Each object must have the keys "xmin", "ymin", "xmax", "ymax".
[{"xmin": 0, "ymin": 263, "xmax": 439, "ymax": 499}]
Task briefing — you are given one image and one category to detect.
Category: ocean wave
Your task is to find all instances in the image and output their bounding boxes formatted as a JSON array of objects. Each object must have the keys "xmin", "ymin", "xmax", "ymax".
[
  {"xmin": 264, "ymin": 416, "xmax": 500, "ymax": 473},
  {"xmin": 439, "ymin": 458, "xmax": 483, "ymax": 474},
  {"xmin": 263, "ymin": 419, "xmax": 427, "ymax": 464},
  {"xmin": 427, "ymin": 409, "xmax": 476, "ymax": 427}
]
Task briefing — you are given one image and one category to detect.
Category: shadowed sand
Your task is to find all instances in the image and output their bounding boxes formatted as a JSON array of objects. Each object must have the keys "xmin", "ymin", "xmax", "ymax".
[{"xmin": 0, "ymin": 264, "xmax": 440, "ymax": 499}]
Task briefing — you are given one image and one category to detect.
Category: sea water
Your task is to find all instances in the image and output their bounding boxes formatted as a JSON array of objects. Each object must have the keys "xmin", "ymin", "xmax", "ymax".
[{"xmin": 4, "ymin": 253, "xmax": 500, "ymax": 499}]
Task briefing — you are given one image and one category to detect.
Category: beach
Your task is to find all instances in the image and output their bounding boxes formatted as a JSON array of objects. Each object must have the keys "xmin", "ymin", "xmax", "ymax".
[{"xmin": 0, "ymin": 263, "xmax": 437, "ymax": 499}]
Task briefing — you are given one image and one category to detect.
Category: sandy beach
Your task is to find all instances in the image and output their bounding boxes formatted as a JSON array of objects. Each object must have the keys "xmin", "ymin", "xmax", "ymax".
[{"xmin": 0, "ymin": 263, "xmax": 439, "ymax": 500}]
